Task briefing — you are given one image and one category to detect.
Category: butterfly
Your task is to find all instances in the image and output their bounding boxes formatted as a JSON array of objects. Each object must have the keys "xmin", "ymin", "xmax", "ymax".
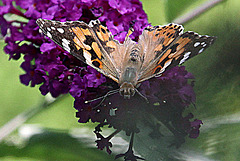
[{"xmin": 36, "ymin": 19, "xmax": 216, "ymax": 100}]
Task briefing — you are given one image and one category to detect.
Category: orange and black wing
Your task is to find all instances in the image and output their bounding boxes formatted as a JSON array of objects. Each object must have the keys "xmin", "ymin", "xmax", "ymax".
[
  {"xmin": 138, "ymin": 23, "xmax": 216, "ymax": 82},
  {"xmin": 36, "ymin": 19, "xmax": 120, "ymax": 83}
]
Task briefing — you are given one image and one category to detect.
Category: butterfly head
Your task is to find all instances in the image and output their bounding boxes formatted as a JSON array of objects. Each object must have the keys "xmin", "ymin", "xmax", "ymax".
[{"xmin": 119, "ymin": 82, "xmax": 136, "ymax": 99}]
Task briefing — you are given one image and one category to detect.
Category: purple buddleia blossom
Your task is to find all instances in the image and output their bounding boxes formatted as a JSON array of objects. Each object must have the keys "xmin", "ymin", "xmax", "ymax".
[
  {"xmin": 20, "ymin": 55, "xmax": 46, "ymax": 87},
  {"xmin": 84, "ymin": 66, "xmax": 106, "ymax": 88},
  {"xmin": 139, "ymin": 66, "xmax": 196, "ymax": 106},
  {"xmin": 40, "ymin": 64, "xmax": 71, "ymax": 97},
  {"xmin": 0, "ymin": 16, "xmax": 8, "ymax": 36},
  {"xmin": 69, "ymin": 73, "xmax": 87, "ymax": 98},
  {"xmin": 182, "ymin": 113, "xmax": 203, "ymax": 138},
  {"xmin": 1, "ymin": 0, "xmax": 203, "ymax": 159}
]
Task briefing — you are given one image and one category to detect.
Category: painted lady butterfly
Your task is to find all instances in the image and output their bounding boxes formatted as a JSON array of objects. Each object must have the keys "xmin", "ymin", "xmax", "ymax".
[{"xmin": 36, "ymin": 19, "xmax": 216, "ymax": 99}]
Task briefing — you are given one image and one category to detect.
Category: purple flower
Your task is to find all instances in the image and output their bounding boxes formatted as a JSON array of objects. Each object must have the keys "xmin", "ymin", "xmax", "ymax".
[
  {"xmin": 20, "ymin": 55, "xmax": 46, "ymax": 87},
  {"xmin": 0, "ymin": 15, "xmax": 8, "ymax": 36},
  {"xmin": 75, "ymin": 99, "xmax": 94, "ymax": 123},
  {"xmin": 84, "ymin": 66, "xmax": 106, "ymax": 88},
  {"xmin": 0, "ymin": 1, "xmax": 13, "ymax": 15},
  {"xmin": 69, "ymin": 73, "xmax": 87, "ymax": 98},
  {"xmin": 4, "ymin": 38, "xmax": 21, "ymax": 60},
  {"xmin": 189, "ymin": 119, "xmax": 203, "ymax": 138},
  {"xmin": 40, "ymin": 64, "xmax": 71, "ymax": 97},
  {"xmin": 139, "ymin": 66, "xmax": 196, "ymax": 107},
  {"xmin": 108, "ymin": 0, "xmax": 135, "ymax": 15},
  {"xmin": 40, "ymin": 41, "xmax": 57, "ymax": 52},
  {"xmin": 182, "ymin": 113, "xmax": 203, "ymax": 138}
]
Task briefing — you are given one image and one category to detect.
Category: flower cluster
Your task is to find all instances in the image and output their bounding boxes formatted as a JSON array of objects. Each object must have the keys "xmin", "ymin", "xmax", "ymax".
[
  {"xmin": 84, "ymin": 66, "xmax": 202, "ymax": 157},
  {"xmin": 1, "ymin": 0, "xmax": 203, "ymax": 160}
]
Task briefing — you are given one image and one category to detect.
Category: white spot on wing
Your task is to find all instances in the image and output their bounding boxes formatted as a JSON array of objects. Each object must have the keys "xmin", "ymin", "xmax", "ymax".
[
  {"xmin": 199, "ymin": 48, "xmax": 204, "ymax": 54},
  {"xmin": 194, "ymin": 42, "xmax": 200, "ymax": 47},
  {"xmin": 62, "ymin": 38, "xmax": 70, "ymax": 52},
  {"xmin": 47, "ymin": 27, "xmax": 51, "ymax": 31},
  {"xmin": 201, "ymin": 42, "xmax": 207, "ymax": 47},
  {"xmin": 51, "ymin": 27, "xmax": 56, "ymax": 30},
  {"xmin": 62, "ymin": 38, "xmax": 69, "ymax": 44},
  {"xmin": 89, "ymin": 21, "xmax": 94, "ymax": 27},
  {"xmin": 88, "ymin": 19, "xmax": 100, "ymax": 27},
  {"xmin": 83, "ymin": 50, "xmax": 92, "ymax": 65},
  {"xmin": 57, "ymin": 28, "xmax": 64, "ymax": 33},
  {"xmin": 47, "ymin": 32, "xmax": 52, "ymax": 38},
  {"xmin": 160, "ymin": 59, "xmax": 172, "ymax": 73},
  {"xmin": 179, "ymin": 51, "xmax": 191, "ymax": 65}
]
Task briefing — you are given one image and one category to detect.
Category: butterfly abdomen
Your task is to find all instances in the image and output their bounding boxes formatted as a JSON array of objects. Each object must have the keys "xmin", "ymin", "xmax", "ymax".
[
  {"xmin": 119, "ymin": 66, "xmax": 137, "ymax": 99},
  {"xmin": 118, "ymin": 46, "xmax": 143, "ymax": 98},
  {"xmin": 120, "ymin": 67, "xmax": 137, "ymax": 84},
  {"xmin": 119, "ymin": 46, "xmax": 142, "ymax": 85}
]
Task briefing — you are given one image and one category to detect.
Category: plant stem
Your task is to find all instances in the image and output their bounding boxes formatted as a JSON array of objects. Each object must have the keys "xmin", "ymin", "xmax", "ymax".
[
  {"xmin": 128, "ymin": 132, "xmax": 134, "ymax": 151},
  {"xmin": 107, "ymin": 129, "xmax": 121, "ymax": 140},
  {"xmin": 10, "ymin": 7, "xmax": 27, "ymax": 19},
  {"xmin": 0, "ymin": 94, "xmax": 67, "ymax": 142},
  {"xmin": 173, "ymin": 0, "xmax": 225, "ymax": 24}
]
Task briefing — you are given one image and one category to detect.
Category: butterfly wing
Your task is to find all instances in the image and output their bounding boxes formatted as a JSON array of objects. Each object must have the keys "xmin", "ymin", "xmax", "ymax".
[
  {"xmin": 137, "ymin": 24, "xmax": 216, "ymax": 82},
  {"xmin": 36, "ymin": 18, "xmax": 121, "ymax": 83},
  {"xmin": 88, "ymin": 20, "xmax": 136, "ymax": 76}
]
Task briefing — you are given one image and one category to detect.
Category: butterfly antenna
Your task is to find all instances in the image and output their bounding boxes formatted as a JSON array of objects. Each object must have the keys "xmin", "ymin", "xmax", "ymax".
[
  {"xmin": 135, "ymin": 88, "xmax": 149, "ymax": 103},
  {"xmin": 84, "ymin": 89, "xmax": 119, "ymax": 104}
]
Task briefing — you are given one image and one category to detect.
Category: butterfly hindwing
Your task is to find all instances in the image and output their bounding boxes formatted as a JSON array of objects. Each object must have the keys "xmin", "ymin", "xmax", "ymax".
[
  {"xmin": 36, "ymin": 18, "xmax": 120, "ymax": 83},
  {"xmin": 137, "ymin": 24, "xmax": 216, "ymax": 82}
]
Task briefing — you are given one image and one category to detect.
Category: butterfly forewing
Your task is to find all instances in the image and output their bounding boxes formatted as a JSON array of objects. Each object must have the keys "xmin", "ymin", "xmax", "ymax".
[
  {"xmin": 168, "ymin": 31, "xmax": 216, "ymax": 66},
  {"xmin": 137, "ymin": 24, "xmax": 216, "ymax": 83},
  {"xmin": 36, "ymin": 18, "xmax": 120, "ymax": 83}
]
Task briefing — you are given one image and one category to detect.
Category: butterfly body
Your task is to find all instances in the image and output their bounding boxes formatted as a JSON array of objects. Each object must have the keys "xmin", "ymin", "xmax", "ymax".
[{"xmin": 36, "ymin": 19, "xmax": 216, "ymax": 99}]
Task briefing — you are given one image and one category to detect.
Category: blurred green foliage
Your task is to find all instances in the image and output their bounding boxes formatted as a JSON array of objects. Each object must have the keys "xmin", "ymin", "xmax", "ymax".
[
  {"xmin": 164, "ymin": 0, "xmax": 197, "ymax": 22},
  {"xmin": 0, "ymin": 0, "xmax": 240, "ymax": 160},
  {"xmin": 0, "ymin": 130, "xmax": 114, "ymax": 161}
]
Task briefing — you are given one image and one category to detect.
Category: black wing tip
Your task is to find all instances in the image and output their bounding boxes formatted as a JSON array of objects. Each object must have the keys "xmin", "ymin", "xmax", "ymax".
[
  {"xmin": 36, "ymin": 18, "xmax": 42, "ymax": 26},
  {"xmin": 36, "ymin": 18, "xmax": 50, "ymax": 29},
  {"xmin": 36, "ymin": 18, "xmax": 46, "ymax": 25}
]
